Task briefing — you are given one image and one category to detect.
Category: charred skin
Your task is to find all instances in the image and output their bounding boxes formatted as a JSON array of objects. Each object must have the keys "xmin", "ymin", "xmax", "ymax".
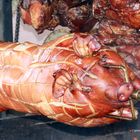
[
  {"xmin": 20, "ymin": 0, "xmax": 95, "ymax": 33},
  {"xmin": 55, "ymin": 0, "xmax": 95, "ymax": 32},
  {"xmin": 0, "ymin": 33, "xmax": 139, "ymax": 127}
]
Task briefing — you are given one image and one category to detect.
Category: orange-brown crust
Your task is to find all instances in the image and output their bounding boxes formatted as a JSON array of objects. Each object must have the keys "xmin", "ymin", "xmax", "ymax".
[
  {"xmin": 0, "ymin": 33, "xmax": 139, "ymax": 127},
  {"xmin": 93, "ymin": 0, "xmax": 140, "ymax": 29}
]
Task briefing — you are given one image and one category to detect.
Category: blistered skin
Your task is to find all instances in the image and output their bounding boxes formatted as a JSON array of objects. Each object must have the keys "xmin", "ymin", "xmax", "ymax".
[
  {"xmin": 93, "ymin": 0, "xmax": 140, "ymax": 29},
  {"xmin": 0, "ymin": 33, "xmax": 139, "ymax": 127}
]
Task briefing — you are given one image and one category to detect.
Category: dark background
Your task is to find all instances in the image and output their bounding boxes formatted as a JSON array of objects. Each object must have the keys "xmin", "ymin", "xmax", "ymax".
[
  {"xmin": 0, "ymin": 1, "xmax": 140, "ymax": 140},
  {"xmin": 0, "ymin": 0, "xmax": 13, "ymax": 42},
  {"xmin": 0, "ymin": 114, "xmax": 140, "ymax": 140}
]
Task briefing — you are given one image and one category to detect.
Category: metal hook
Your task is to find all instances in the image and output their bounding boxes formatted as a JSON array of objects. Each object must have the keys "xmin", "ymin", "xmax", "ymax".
[
  {"xmin": 131, "ymin": 90, "xmax": 140, "ymax": 100},
  {"xmin": 129, "ymin": 97, "xmax": 137, "ymax": 120}
]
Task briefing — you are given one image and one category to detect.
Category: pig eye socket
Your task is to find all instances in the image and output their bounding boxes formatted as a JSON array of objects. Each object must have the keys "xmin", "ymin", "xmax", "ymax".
[
  {"xmin": 100, "ymin": 54, "xmax": 108, "ymax": 63},
  {"xmin": 82, "ymin": 86, "xmax": 92, "ymax": 93}
]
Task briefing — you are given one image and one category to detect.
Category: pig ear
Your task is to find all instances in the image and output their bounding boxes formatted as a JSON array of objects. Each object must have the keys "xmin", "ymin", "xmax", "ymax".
[
  {"xmin": 72, "ymin": 34, "xmax": 101, "ymax": 57},
  {"xmin": 52, "ymin": 69, "xmax": 72, "ymax": 98}
]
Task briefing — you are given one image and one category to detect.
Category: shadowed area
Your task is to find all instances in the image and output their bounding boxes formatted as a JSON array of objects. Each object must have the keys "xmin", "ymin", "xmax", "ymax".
[{"xmin": 0, "ymin": 104, "xmax": 140, "ymax": 140}]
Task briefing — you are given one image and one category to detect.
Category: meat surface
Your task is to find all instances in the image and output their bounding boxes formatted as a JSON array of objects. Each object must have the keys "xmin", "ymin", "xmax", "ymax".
[
  {"xmin": 93, "ymin": 0, "xmax": 140, "ymax": 29},
  {"xmin": 20, "ymin": 0, "xmax": 95, "ymax": 33},
  {"xmin": 0, "ymin": 33, "xmax": 139, "ymax": 127},
  {"xmin": 91, "ymin": 19, "xmax": 140, "ymax": 45},
  {"xmin": 20, "ymin": 0, "xmax": 60, "ymax": 33},
  {"xmin": 92, "ymin": 0, "xmax": 140, "ymax": 78},
  {"xmin": 116, "ymin": 45, "xmax": 140, "ymax": 79}
]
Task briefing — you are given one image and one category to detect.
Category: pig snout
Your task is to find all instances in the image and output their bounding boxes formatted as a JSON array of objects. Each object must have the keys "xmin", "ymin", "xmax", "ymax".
[
  {"xmin": 117, "ymin": 83, "xmax": 133, "ymax": 102},
  {"xmin": 105, "ymin": 83, "xmax": 134, "ymax": 102}
]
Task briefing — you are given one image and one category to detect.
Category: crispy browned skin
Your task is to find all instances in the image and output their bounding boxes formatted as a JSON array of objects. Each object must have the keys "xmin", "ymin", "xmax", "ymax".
[
  {"xmin": 55, "ymin": 0, "xmax": 95, "ymax": 32},
  {"xmin": 0, "ymin": 33, "xmax": 139, "ymax": 127},
  {"xmin": 91, "ymin": 20, "xmax": 140, "ymax": 81},
  {"xmin": 20, "ymin": 0, "xmax": 60, "ymax": 33},
  {"xmin": 93, "ymin": 0, "xmax": 140, "ymax": 29},
  {"xmin": 116, "ymin": 45, "xmax": 140, "ymax": 79},
  {"xmin": 20, "ymin": 0, "xmax": 95, "ymax": 33},
  {"xmin": 92, "ymin": 1, "xmax": 140, "ymax": 78},
  {"xmin": 92, "ymin": 19, "xmax": 140, "ymax": 45}
]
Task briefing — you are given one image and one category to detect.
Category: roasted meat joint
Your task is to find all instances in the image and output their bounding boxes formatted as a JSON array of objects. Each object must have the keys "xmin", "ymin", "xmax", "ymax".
[
  {"xmin": 93, "ymin": 0, "xmax": 140, "ymax": 29},
  {"xmin": 1, "ymin": 0, "xmax": 139, "ymax": 128},
  {"xmin": 20, "ymin": 0, "xmax": 94, "ymax": 33},
  {"xmin": 0, "ymin": 33, "xmax": 140, "ymax": 127},
  {"xmin": 92, "ymin": 0, "xmax": 140, "ymax": 85}
]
